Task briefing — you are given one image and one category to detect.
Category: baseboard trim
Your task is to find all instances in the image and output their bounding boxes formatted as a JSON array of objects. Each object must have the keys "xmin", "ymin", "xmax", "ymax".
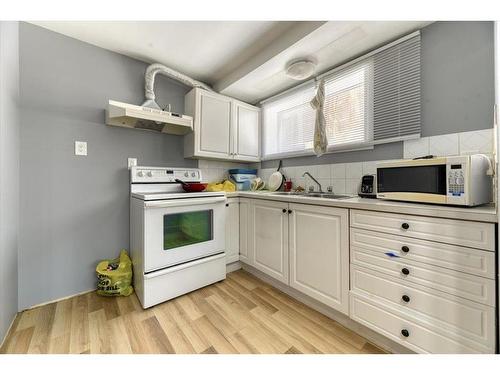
[
  {"xmin": 240, "ymin": 263, "xmax": 413, "ymax": 354},
  {"xmin": 23, "ymin": 288, "xmax": 96, "ymax": 312},
  {"xmin": 226, "ymin": 261, "xmax": 242, "ymax": 273}
]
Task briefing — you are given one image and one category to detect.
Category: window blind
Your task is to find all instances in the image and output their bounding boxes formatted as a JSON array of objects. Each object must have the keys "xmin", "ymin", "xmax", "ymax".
[
  {"xmin": 261, "ymin": 32, "xmax": 421, "ymax": 160},
  {"xmin": 262, "ymin": 82, "xmax": 316, "ymax": 158},
  {"xmin": 373, "ymin": 35, "xmax": 421, "ymax": 141},
  {"xmin": 323, "ymin": 61, "xmax": 373, "ymax": 148}
]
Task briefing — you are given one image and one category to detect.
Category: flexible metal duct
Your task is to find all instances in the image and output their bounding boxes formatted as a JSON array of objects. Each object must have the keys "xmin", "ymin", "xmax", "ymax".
[{"xmin": 142, "ymin": 63, "xmax": 214, "ymax": 110}]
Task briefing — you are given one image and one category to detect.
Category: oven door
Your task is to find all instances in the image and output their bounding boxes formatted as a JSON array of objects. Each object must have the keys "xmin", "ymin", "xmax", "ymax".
[
  {"xmin": 143, "ymin": 196, "xmax": 226, "ymax": 272},
  {"xmin": 377, "ymin": 164, "xmax": 448, "ymax": 204}
]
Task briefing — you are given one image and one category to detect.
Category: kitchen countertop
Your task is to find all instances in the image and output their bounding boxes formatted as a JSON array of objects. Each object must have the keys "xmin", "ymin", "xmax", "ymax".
[{"xmin": 226, "ymin": 191, "xmax": 498, "ymax": 223}]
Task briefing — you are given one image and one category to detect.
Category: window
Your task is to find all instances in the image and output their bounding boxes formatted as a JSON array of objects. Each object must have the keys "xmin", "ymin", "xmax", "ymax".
[
  {"xmin": 261, "ymin": 33, "xmax": 421, "ymax": 160},
  {"xmin": 323, "ymin": 61, "xmax": 372, "ymax": 148}
]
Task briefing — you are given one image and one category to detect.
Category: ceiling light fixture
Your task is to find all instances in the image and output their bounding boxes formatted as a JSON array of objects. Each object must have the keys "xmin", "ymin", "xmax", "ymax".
[{"xmin": 285, "ymin": 59, "xmax": 316, "ymax": 81}]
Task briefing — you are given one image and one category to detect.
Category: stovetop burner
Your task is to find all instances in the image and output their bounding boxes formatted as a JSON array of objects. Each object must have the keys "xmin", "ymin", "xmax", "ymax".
[{"xmin": 130, "ymin": 166, "xmax": 225, "ymax": 201}]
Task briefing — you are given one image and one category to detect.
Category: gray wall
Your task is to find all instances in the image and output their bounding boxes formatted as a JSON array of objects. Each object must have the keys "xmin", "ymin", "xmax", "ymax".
[
  {"xmin": 18, "ymin": 23, "xmax": 195, "ymax": 310},
  {"xmin": 0, "ymin": 22, "xmax": 19, "ymax": 343},
  {"xmin": 262, "ymin": 21, "xmax": 495, "ymax": 168}
]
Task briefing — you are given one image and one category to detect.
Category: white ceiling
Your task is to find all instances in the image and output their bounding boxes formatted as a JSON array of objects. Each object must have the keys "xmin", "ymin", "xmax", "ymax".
[{"xmin": 30, "ymin": 20, "xmax": 432, "ymax": 103}]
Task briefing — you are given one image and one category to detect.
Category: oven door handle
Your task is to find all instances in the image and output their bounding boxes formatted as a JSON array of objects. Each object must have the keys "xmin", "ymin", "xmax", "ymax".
[{"xmin": 144, "ymin": 196, "xmax": 226, "ymax": 208}]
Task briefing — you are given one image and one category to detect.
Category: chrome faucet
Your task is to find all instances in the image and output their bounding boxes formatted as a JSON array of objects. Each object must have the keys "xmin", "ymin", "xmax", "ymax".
[{"xmin": 302, "ymin": 172, "xmax": 323, "ymax": 193}]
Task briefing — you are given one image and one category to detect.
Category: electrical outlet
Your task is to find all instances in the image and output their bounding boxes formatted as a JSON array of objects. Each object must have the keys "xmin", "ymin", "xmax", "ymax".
[
  {"xmin": 75, "ymin": 141, "xmax": 87, "ymax": 156},
  {"xmin": 128, "ymin": 158, "xmax": 137, "ymax": 169}
]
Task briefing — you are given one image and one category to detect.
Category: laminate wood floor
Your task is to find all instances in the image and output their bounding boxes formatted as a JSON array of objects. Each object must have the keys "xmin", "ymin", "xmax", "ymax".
[{"xmin": 1, "ymin": 270, "xmax": 386, "ymax": 354}]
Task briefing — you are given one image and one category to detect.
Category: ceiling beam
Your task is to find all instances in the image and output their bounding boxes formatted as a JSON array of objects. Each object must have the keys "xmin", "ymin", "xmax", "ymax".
[{"xmin": 214, "ymin": 21, "xmax": 326, "ymax": 94}]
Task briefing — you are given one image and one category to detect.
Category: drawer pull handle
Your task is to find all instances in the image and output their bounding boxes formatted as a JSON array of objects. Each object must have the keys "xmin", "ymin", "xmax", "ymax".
[
  {"xmin": 402, "ymin": 295, "xmax": 411, "ymax": 303},
  {"xmin": 401, "ymin": 245, "xmax": 409, "ymax": 253},
  {"xmin": 282, "ymin": 208, "xmax": 287, "ymax": 213},
  {"xmin": 225, "ymin": 203, "xmax": 229, "ymax": 207},
  {"xmin": 401, "ymin": 329, "xmax": 410, "ymax": 338},
  {"xmin": 401, "ymin": 222, "xmax": 410, "ymax": 230},
  {"xmin": 401, "ymin": 268, "xmax": 410, "ymax": 275},
  {"xmin": 288, "ymin": 209, "xmax": 293, "ymax": 214}
]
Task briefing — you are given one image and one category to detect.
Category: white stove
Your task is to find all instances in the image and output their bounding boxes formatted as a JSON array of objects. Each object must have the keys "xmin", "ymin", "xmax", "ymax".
[{"xmin": 130, "ymin": 166, "xmax": 227, "ymax": 308}]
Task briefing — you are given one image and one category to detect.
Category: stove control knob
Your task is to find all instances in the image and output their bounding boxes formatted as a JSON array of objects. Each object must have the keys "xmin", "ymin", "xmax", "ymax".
[
  {"xmin": 184, "ymin": 172, "xmax": 189, "ymax": 177},
  {"xmin": 137, "ymin": 171, "xmax": 144, "ymax": 177},
  {"xmin": 147, "ymin": 171, "xmax": 153, "ymax": 177},
  {"xmin": 191, "ymin": 172, "xmax": 196, "ymax": 177}
]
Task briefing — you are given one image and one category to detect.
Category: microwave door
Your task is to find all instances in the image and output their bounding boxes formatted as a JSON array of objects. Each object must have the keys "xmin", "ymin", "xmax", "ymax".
[{"xmin": 377, "ymin": 165, "xmax": 448, "ymax": 204}]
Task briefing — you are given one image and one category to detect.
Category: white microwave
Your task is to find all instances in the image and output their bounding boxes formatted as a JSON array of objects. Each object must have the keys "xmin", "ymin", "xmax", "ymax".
[{"xmin": 376, "ymin": 155, "xmax": 493, "ymax": 206}]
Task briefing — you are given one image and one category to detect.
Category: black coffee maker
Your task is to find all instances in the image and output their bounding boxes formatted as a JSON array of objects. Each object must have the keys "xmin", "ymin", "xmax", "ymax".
[{"xmin": 358, "ymin": 174, "xmax": 377, "ymax": 198}]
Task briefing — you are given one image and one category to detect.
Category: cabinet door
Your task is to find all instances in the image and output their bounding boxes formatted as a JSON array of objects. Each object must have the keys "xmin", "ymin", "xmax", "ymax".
[
  {"xmin": 239, "ymin": 198, "xmax": 251, "ymax": 265},
  {"xmin": 197, "ymin": 90, "xmax": 232, "ymax": 158},
  {"xmin": 233, "ymin": 101, "xmax": 260, "ymax": 162},
  {"xmin": 289, "ymin": 204, "xmax": 349, "ymax": 314},
  {"xmin": 249, "ymin": 199, "xmax": 289, "ymax": 283},
  {"xmin": 225, "ymin": 198, "xmax": 239, "ymax": 264}
]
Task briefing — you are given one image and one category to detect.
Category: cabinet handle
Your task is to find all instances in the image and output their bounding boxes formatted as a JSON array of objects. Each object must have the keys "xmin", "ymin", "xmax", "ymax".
[
  {"xmin": 282, "ymin": 208, "xmax": 287, "ymax": 213},
  {"xmin": 225, "ymin": 203, "xmax": 229, "ymax": 207},
  {"xmin": 288, "ymin": 209, "xmax": 292, "ymax": 214},
  {"xmin": 401, "ymin": 222, "xmax": 410, "ymax": 230},
  {"xmin": 401, "ymin": 329, "xmax": 410, "ymax": 338},
  {"xmin": 401, "ymin": 268, "xmax": 410, "ymax": 276},
  {"xmin": 401, "ymin": 245, "xmax": 409, "ymax": 253},
  {"xmin": 402, "ymin": 295, "xmax": 411, "ymax": 303}
]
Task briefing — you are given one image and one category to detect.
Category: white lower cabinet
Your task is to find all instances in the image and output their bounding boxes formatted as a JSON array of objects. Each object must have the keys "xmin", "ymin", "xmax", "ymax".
[
  {"xmin": 225, "ymin": 198, "xmax": 240, "ymax": 264},
  {"xmin": 350, "ymin": 292, "xmax": 488, "ymax": 354},
  {"xmin": 249, "ymin": 199, "xmax": 289, "ymax": 284},
  {"xmin": 289, "ymin": 204, "xmax": 349, "ymax": 314},
  {"xmin": 234, "ymin": 198, "xmax": 497, "ymax": 353},
  {"xmin": 239, "ymin": 198, "xmax": 251, "ymax": 264},
  {"xmin": 349, "ymin": 210, "xmax": 496, "ymax": 353},
  {"xmin": 350, "ymin": 265, "xmax": 495, "ymax": 353},
  {"xmin": 240, "ymin": 199, "xmax": 350, "ymax": 315}
]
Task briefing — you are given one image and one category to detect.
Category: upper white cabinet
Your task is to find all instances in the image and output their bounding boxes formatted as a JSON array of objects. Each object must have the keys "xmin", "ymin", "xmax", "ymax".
[
  {"xmin": 184, "ymin": 88, "xmax": 260, "ymax": 162},
  {"xmin": 232, "ymin": 101, "xmax": 260, "ymax": 161}
]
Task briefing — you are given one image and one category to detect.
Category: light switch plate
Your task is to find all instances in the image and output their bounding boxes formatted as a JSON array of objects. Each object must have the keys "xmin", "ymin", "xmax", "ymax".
[
  {"xmin": 75, "ymin": 141, "xmax": 87, "ymax": 156},
  {"xmin": 128, "ymin": 158, "xmax": 137, "ymax": 169}
]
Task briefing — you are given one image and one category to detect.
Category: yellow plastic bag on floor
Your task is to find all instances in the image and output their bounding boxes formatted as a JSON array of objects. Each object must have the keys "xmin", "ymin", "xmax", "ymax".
[{"xmin": 96, "ymin": 250, "xmax": 134, "ymax": 297}]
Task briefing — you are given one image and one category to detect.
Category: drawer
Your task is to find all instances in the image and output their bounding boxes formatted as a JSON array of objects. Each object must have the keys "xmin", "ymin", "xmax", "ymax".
[
  {"xmin": 350, "ymin": 228, "xmax": 495, "ymax": 279},
  {"xmin": 350, "ymin": 292, "xmax": 491, "ymax": 353},
  {"xmin": 351, "ymin": 246, "xmax": 495, "ymax": 306},
  {"xmin": 350, "ymin": 210, "xmax": 495, "ymax": 251},
  {"xmin": 351, "ymin": 265, "xmax": 495, "ymax": 352}
]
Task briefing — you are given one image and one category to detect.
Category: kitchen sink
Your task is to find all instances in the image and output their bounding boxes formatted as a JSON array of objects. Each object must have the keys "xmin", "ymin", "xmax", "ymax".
[
  {"xmin": 270, "ymin": 191, "xmax": 352, "ymax": 199},
  {"xmin": 270, "ymin": 191, "xmax": 306, "ymax": 196},
  {"xmin": 305, "ymin": 193, "xmax": 353, "ymax": 199}
]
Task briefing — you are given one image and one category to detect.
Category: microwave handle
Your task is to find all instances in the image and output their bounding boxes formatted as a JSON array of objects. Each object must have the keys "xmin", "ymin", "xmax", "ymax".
[{"xmin": 144, "ymin": 196, "xmax": 226, "ymax": 209}]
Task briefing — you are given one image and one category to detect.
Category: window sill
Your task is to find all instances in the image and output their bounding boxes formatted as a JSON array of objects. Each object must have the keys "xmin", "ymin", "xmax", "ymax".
[{"xmin": 262, "ymin": 144, "xmax": 374, "ymax": 161}]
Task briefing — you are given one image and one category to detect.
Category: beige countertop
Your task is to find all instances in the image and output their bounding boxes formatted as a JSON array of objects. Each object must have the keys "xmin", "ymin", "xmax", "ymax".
[{"xmin": 226, "ymin": 191, "xmax": 498, "ymax": 223}]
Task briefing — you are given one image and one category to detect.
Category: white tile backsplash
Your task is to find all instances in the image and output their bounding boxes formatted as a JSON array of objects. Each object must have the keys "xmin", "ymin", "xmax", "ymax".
[
  {"xmin": 459, "ymin": 128, "xmax": 494, "ymax": 155},
  {"xmin": 362, "ymin": 161, "xmax": 377, "ymax": 176},
  {"xmin": 404, "ymin": 137, "xmax": 430, "ymax": 159},
  {"xmin": 316, "ymin": 164, "xmax": 331, "ymax": 180},
  {"xmin": 230, "ymin": 128, "xmax": 495, "ymax": 194},
  {"xmin": 429, "ymin": 133, "xmax": 459, "ymax": 157},
  {"xmin": 345, "ymin": 179, "xmax": 360, "ymax": 195},
  {"xmin": 331, "ymin": 163, "xmax": 346, "ymax": 179},
  {"xmin": 331, "ymin": 179, "xmax": 346, "ymax": 194},
  {"xmin": 345, "ymin": 162, "xmax": 363, "ymax": 179}
]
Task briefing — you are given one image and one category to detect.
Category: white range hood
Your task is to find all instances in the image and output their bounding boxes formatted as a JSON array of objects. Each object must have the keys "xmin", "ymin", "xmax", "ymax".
[{"xmin": 105, "ymin": 100, "xmax": 193, "ymax": 135}]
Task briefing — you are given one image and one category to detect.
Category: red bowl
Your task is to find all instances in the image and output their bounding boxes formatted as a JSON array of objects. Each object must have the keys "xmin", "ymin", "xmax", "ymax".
[{"xmin": 181, "ymin": 183, "xmax": 207, "ymax": 192}]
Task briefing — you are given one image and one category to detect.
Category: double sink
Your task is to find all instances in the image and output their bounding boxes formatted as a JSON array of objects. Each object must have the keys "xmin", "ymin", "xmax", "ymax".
[{"xmin": 271, "ymin": 191, "xmax": 353, "ymax": 200}]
